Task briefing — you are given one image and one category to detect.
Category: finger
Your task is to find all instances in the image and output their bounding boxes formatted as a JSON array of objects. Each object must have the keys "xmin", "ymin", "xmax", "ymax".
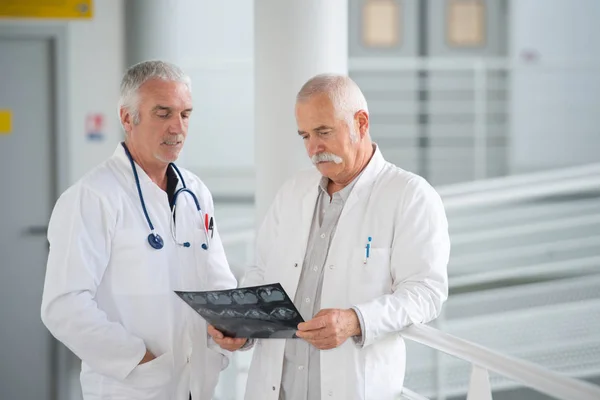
[
  {"xmin": 309, "ymin": 337, "xmax": 340, "ymax": 350},
  {"xmin": 296, "ymin": 327, "xmax": 331, "ymax": 341},
  {"xmin": 207, "ymin": 325, "xmax": 224, "ymax": 339},
  {"xmin": 214, "ymin": 337, "xmax": 235, "ymax": 349},
  {"xmin": 222, "ymin": 339, "xmax": 246, "ymax": 352},
  {"xmin": 223, "ymin": 337, "xmax": 237, "ymax": 345},
  {"xmin": 222, "ymin": 337, "xmax": 245, "ymax": 346},
  {"xmin": 297, "ymin": 316, "xmax": 327, "ymax": 331},
  {"xmin": 300, "ymin": 336, "xmax": 333, "ymax": 350}
]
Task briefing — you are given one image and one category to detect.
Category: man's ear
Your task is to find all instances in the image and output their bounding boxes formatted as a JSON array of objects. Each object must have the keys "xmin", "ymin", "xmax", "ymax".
[
  {"xmin": 120, "ymin": 107, "xmax": 133, "ymax": 134},
  {"xmin": 355, "ymin": 110, "xmax": 369, "ymax": 139}
]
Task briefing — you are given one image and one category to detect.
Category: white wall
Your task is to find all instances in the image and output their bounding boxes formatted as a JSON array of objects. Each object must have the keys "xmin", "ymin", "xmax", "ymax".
[
  {"xmin": 124, "ymin": 0, "xmax": 254, "ymax": 198},
  {"xmin": 0, "ymin": 0, "xmax": 125, "ymax": 189},
  {"xmin": 68, "ymin": 0, "xmax": 125, "ymax": 185},
  {"xmin": 178, "ymin": 0, "xmax": 254, "ymax": 198},
  {"xmin": 509, "ymin": 0, "xmax": 600, "ymax": 173}
]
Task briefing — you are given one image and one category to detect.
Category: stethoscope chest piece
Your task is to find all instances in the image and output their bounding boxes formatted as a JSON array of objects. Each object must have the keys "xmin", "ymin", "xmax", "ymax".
[
  {"xmin": 121, "ymin": 142, "xmax": 209, "ymax": 252},
  {"xmin": 148, "ymin": 233, "xmax": 164, "ymax": 250}
]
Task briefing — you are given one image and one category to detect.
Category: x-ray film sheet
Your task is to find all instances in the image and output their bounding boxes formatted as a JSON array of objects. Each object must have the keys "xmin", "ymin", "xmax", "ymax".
[{"xmin": 175, "ymin": 283, "xmax": 304, "ymax": 338}]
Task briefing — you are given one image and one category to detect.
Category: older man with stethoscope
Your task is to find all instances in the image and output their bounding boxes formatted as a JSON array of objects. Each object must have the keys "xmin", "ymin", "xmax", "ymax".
[{"xmin": 41, "ymin": 60, "xmax": 237, "ymax": 400}]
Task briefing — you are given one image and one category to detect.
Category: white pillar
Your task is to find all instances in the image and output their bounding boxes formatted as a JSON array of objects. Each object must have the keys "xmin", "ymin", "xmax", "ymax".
[
  {"xmin": 254, "ymin": 0, "xmax": 348, "ymax": 225},
  {"xmin": 124, "ymin": 0, "xmax": 180, "ymax": 66},
  {"xmin": 124, "ymin": 0, "xmax": 189, "ymax": 164}
]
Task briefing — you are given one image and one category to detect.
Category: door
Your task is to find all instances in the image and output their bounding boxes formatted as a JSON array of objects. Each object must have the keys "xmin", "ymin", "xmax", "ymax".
[{"xmin": 0, "ymin": 36, "xmax": 55, "ymax": 400}]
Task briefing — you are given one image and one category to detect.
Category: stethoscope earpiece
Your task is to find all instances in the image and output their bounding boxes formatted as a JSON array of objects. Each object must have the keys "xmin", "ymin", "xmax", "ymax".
[
  {"xmin": 201, "ymin": 243, "xmax": 208, "ymax": 250},
  {"xmin": 148, "ymin": 233, "xmax": 164, "ymax": 250},
  {"xmin": 183, "ymin": 242, "xmax": 191, "ymax": 248}
]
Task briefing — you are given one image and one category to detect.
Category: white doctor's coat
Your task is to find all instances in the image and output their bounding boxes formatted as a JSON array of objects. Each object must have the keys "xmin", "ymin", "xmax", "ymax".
[
  {"xmin": 41, "ymin": 145, "xmax": 237, "ymax": 400},
  {"xmin": 243, "ymin": 146, "xmax": 450, "ymax": 400}
]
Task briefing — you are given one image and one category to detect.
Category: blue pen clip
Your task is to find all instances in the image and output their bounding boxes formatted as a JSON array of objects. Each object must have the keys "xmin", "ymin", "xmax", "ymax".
[{"xmin": 364, "ymin": 236, "xmax": 372, "ymax": 264}]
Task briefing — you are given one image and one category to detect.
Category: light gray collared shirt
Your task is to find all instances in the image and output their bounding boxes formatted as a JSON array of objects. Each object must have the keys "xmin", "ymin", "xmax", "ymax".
[{"xmin": 279, "ymin": 175, "xmax": 365, "ymax": 400}]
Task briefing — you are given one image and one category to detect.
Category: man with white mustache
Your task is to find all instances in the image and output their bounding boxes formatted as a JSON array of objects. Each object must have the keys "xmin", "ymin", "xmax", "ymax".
[
  {"xmin": 210, "ymin": 74, "xmax": 450, "ymax": 400},
  {"xmin": 41, "ymin": 60, "xmax": 237, "ymax": 400}
]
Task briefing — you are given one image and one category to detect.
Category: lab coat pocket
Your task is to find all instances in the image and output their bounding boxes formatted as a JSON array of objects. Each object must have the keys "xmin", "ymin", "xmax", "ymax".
[
  {"xmin": 349, "ymin": 247, "xmax": 393, "ymax": 304},
  {"xmin": 126, "ymin": 351, "xmax": 174, "ymax": 389},
  {"xmin": 365, "ymin": 336, "xmax": 405, "ymax": 400},
  {"xmin": 99, "ymin": 352, "xmax": 174, "ymax": 400},
  {"xmin": 200, "ymin": 347, "xmax": 227, "ymax": 397}
]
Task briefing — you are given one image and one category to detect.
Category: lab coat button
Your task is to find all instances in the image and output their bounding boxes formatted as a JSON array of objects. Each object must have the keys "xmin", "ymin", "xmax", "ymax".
[
  {"xmin": 298, "ymin": 365, "xmax": 304, "ymax": 370},
  {"xmin": 272, "ymin": 386, "xmax": 276, "ymax": 391},
  {"xmin": 328, "ymin": 390, "xmax": 333, "ymax": 396},
  {"xmin": 320, "ymin": 233, "xmax": 326, "ymax": 239},
  {"xmin": 294, "ymin": 263, "xmax": 298, "ymax": 268},
  {"xmin": 329, "ymin": 265, "xmax": 335, "ymax": 270}
]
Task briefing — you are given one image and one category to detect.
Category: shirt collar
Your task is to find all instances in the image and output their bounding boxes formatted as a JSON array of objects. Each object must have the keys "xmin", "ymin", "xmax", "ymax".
[{"xmin": 318, "ymin": 158, "xmax": 368, "ymax": 202}]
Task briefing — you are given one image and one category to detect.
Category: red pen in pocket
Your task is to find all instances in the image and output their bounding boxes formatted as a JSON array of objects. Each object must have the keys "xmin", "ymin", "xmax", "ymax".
[{"xmin": 205, "ymin": 213, "xmax": 209, "ymax": 231}]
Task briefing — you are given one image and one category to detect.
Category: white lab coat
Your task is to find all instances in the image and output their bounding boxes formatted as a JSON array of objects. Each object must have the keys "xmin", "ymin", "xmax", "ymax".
[
  {"xmin": 243, "ymin": 146, "xmax": 450, "ymax": 400},
  {"xmin": 41, "ymin": 144, "xmax": 237, "ymax": 400}
]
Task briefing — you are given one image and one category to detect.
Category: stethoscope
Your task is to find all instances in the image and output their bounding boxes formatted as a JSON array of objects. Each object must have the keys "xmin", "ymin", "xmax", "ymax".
[{"xmin": 121, "ymin": 142, "xmax": 210, "ymax": 251}]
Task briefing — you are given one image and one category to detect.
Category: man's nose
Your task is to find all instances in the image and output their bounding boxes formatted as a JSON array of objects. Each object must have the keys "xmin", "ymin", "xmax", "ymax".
[
  {"xmin": 169, "ymin": 115, "xmax": 185, "ymax": 133},
  {"xmin": 307, "ymin": 136, "xmax": 325, "ymax": 156}
]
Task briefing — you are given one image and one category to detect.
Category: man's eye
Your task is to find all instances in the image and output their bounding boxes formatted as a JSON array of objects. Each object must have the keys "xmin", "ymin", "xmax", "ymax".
[{"xmin": 157, "ymin": 113, "xmax": 169, "ymax": 118}]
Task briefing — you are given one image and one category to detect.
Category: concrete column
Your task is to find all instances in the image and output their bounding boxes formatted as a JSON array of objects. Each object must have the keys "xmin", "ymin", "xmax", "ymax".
[
  {"xmin": 254, "ymin": 0, "xmax": 348, "ymax": 225},
  {"xmin": 124, "ymin": 0, "xmax": 180, "ymax": 66},
  {"xmin": 123, "ymin": 0, "xmax": 189, "ymax": 163}
]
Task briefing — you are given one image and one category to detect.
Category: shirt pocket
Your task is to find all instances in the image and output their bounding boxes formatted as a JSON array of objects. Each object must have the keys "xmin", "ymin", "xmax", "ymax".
[{"xmin": 349, "ymin": 247, "xmax": 393, "ymax": 304}]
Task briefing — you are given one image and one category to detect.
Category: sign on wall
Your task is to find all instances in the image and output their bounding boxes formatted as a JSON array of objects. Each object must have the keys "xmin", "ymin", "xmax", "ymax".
[
  {"xmin": 86, "ymin": 113, "xmax": 104, "ymax": 142},
  {"xmin": 0, "ymin": 0, "xmax": 93, "ymax": 19}
]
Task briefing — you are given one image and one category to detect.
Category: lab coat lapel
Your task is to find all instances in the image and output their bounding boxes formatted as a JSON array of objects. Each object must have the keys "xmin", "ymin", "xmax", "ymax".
[
  {"xmin": 339, "ymin": 145, "xmax": 387, "ymax": 220},
  {"xmin": 282, "ymin": 177, "xmax": 320, "ymax": 300}
]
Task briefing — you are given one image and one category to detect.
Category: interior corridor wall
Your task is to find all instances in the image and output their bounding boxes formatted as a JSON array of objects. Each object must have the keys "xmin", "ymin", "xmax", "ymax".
[
  {"xmin": 509, "ymin": 0, "xmax": 600, "ymax": 173},
  {"xmin": 0, "ymin": 0, "xmax": 125, "ymax": 190},
  {"xmin": 125, "ymin": 0, "xmax": 255, "ymax": 199}
]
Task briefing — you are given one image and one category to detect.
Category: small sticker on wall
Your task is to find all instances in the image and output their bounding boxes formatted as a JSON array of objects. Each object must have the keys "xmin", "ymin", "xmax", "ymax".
[
  {"xmin": 0, "ymin": 109, "xmax": 12, "ymax": 135},
  {"xmin": 86, "ymin": 113, "xmax": 105, "ymax": 141}
]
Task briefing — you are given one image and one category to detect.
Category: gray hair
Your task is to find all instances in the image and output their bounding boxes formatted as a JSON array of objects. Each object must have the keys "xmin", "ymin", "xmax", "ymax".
[
  {"xmin": 118, "ymin": 60, "xmax": 192, "ymax": 126},
  {"xmin": 296, "ymin": 74, "xmax": 369, "ymax": 137}
]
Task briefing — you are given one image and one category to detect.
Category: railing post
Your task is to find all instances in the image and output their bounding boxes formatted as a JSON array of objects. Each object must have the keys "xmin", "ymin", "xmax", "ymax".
[
  {"xmin": 473, "ymin": 59, "xmax": 488, "ymax": 180},
  {"xmin": 434, "ymin": 312, "xmax": 446, "ymax": 400},
  {"xmin": 466, "ymin": 365, "xmax": 493, "ymax": 400}
]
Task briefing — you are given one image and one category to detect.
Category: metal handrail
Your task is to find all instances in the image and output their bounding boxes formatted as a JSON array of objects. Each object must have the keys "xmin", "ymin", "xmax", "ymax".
[
  {"xmin": 401, "ymin": 324, "xmax": 600, "ymax": 400},
  {"xmin": 438, "ymin": 163, "xmax": 600, "ymax": 198},
  {"xmin": 443, "ymin": 174, "xmax": 600, "ymax": 210}
]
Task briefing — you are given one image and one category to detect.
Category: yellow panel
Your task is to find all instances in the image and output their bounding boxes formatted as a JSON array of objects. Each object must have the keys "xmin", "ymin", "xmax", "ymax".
[
  {"xmin": 0, "ymin": 0, "xmax": 92, "ymax": 19},
  {"xmin": 447, "ymin": 0, "xmax": 485, "ymax": 47},
  {"xmin": 0, "ymin": 110, "xmax": 12, "ymax": 135},
  {"xmin": 363, "ymin": 0, "xmax": 401, "ymax": 48}
]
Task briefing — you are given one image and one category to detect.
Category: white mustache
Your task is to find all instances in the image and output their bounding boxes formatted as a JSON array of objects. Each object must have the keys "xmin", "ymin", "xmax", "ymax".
[{"xmin": 311, "ymin": 152, "xmax": 343, "ymax": 165}]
